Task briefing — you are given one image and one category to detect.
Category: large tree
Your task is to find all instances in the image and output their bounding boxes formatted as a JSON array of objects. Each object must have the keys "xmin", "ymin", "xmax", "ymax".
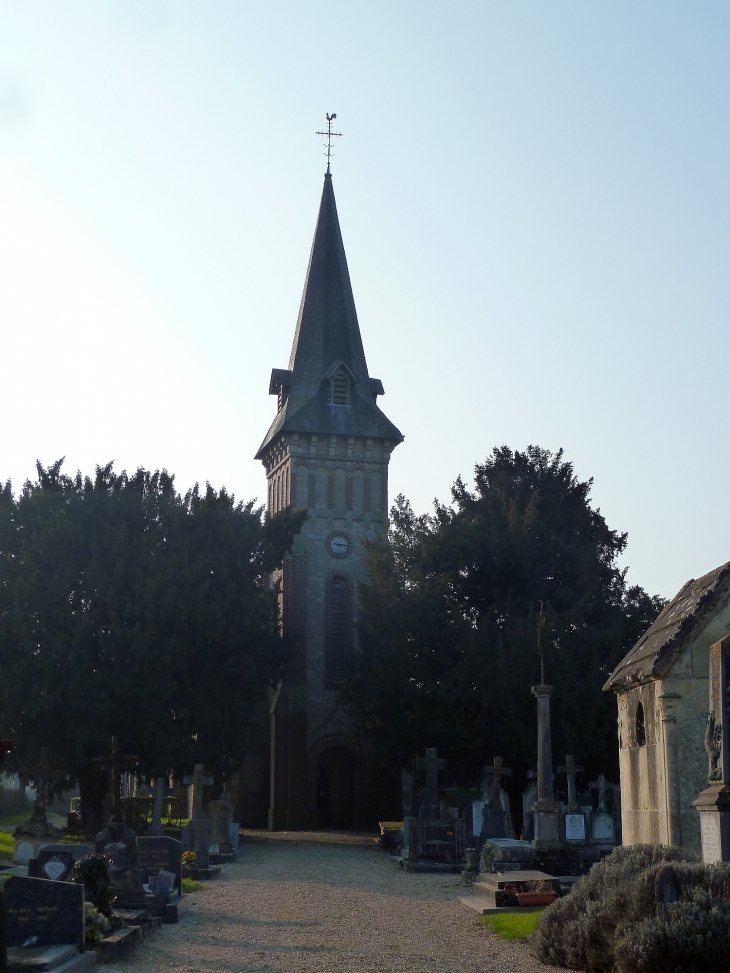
[
  {"xmin": 0, "ymin": 460, "xmax": 303, "ymax": 823},
  {"xmin": 341, "ymin": 446, "xmax": 664, "ymax": 819}
]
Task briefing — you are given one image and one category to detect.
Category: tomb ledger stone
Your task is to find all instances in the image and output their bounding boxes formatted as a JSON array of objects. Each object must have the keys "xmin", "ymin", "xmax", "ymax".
[{"xmin": 693, "ymin": 635, "xmax": 730, "ymax": 862}]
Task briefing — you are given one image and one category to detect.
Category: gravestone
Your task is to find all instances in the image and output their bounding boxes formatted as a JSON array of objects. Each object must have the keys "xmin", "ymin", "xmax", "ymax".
[
  {"xmin": 138, "ymin": 835, "xmax": 182, "ymax": 893},
  {"xmin": 564, "ymin": 813, "xmax": 587, "ymax": 842},
  {"xmin": 208, "ymin": 798, "xmax": 233, "ymax": 852},
  {"xmin": 531, "ymin": 684, "xmax": 561, "ymax": 847},
  {"xmin": 589, "ymin": 774, "xmax": 616, "ymax": 845},
  {"xmin": 479, "ymin": 758, "xmax": 511, "ymax": 839},
  {"xmin": 693, "ymin": 634, "xmax": 730, "ymax": 862},
  {"xmin": 34, "ymin": 844, "xmax": 93, "ymax": 883},
  {"xmin": 181, "ymin": 764, "xmax": 213, "ymax": 868},
  {"xmin": 4, "ymin": 875, "xmax": 84, "ymax": 949},
  {"xmin": 93, "ymin": 737, "xmax": 144, "ymax": 908}
]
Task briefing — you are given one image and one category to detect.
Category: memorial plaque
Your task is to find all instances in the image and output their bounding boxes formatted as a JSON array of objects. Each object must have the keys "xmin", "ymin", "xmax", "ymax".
[
  {"xmin": 565, "ymin": 814, "xmax": 586, "ymax": 841},
  {"xmin": 592, "ymin": 811, "xmax": 616, "ymax": 843},
  {"xmin": 137, "ymin": 835, "xmax": 182, "ymax": 893},
  {"xmin": 700, "ymin": 812, "xmax": 722, "ymax": 864},
  {"xmin": 35, "ymin": 844, "xmax": 94, "ymax": 884},
  {"xmin": 4, "ymin": 875, "xmax": 84, "ymax": 948}
]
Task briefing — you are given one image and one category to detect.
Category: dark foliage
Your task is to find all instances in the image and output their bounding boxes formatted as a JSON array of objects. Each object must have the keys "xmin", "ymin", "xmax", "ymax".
[
  {"xmin": 340, "ymin": 446, "xmax": 664, "ymax": 810},
  {"xmin": 0, "ymin": 460, "xmax": 304, "ymax": 824},
  {"xmin": 71, "ymin": 854, "xmax": 114, "ymax": 917}
]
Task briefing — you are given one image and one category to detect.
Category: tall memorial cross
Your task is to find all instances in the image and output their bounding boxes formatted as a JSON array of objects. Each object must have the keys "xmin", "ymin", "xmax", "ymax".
[
  {"xmin": 694, "ymin": 635, "xmax": 730, "ymax": 862},
  {"xmin": 183, "ymin": 764, "xmax": 214, "ymax": 821},
  {"xmin": 415, "ymin": 748, "xmax": 447, "ymax": 807},
  {"xmin": 484, "ymin": 757, "xmax": 512, "ymax": 805},
  {"xmin": 558, "ymin": 755, "xmax": 584, "ymax": 808},
  {"xmin": 92, "ymin": 736, "xmax": 138, "ymax": 823}
]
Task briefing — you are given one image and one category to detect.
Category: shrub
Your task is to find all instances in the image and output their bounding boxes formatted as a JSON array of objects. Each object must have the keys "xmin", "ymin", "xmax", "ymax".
[
  {"xmin": 615, "ymin": 892, "xmax": 730, "ymax": 973},
  {"xmin": 71, "ymin": 854, "xmax": 115, "ymax": 917},
  {"xmin": 530, "ymin": 845, "xmax": 697, "ymax": 971}
]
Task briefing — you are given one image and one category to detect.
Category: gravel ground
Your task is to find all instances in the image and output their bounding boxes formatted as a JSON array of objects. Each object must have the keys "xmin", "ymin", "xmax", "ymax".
[{"xmin": 115, "ymin": 830, "xmax": 553, "ymax": 973}]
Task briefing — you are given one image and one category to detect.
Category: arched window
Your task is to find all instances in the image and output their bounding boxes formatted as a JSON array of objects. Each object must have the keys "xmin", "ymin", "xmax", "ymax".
[
  {"xmin": 635, "ymin": 701, "xmax": 646, "ymax": 747},
  {"xmin": 330, "ymin": 370, "xmax": 350, "ymax": 405},
  {"xmin": 325, "ymin": 575, "xmax": 353, "ymax": 688}
]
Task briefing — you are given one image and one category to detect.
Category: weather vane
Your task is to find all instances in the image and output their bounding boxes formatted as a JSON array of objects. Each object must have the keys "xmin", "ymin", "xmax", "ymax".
[{"xmin": 316, "ymin": 113, "xmax": 343, "ymax": 173}]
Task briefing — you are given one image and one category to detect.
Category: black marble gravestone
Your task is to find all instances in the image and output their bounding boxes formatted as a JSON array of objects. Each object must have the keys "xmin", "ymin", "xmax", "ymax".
[
  {"xmin": 33, "ymin": 844, "xmax": 95, "ymax": 882},
  {"xmin": 4, "ymin": 875, "xmax": 84, "ymax": 949},
  {"xmin": 137, "ymin": 836, "xmax": 182, "ymax": 893}
]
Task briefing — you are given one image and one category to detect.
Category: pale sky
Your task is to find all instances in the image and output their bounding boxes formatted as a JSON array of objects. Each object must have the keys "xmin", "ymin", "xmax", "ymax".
[{"xmin": 1, "ymin": 1, "xmax": 729, "ymax": 598}]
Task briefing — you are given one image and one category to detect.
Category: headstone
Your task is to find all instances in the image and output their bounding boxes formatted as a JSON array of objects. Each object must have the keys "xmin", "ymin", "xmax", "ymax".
[
  {"xmin": 531, "ymin": 684, "xmax": 560, "ymax": 847},
  {"xmin": 145, "ymin": 777, "xmax": 169, "ymax": 836},
  {"xmin": 564, "ymin": 813, "xmax": 586, "ymax": 842},
  {"xmin": 414, "ymin": 749, "xmax": 447, "ymax": 822},
  {"xmin": 181, "ymin": 764, "xmax": 214, "ymax": 868},
  {"xmin": 401, "ymin": 770, "xmax": 413, "ymax": 819},
  {"xmin": 694, "ymin": 635, "xmax": 730, "ymax": 862},
  {"xmin": 589, "ymin": 774, "xmax": 617, "ymax": 845},
  {"xmin": 4, "ymin": 875, "xmax": 84, "ymax": 949},
  {"xmin": 557, "ymin": 755, "xmax": 584, "ymax": 808},
  {"xmin": 479, "ymin": 758, "xmax": 511, "ymax": 840},
  {"xmin": 95, "ymin": 820, "xmax": 144, "ymax": 908},
  {"xmin": 471, "ymin": 800, "xmax": 484, "ymax": 839},
  {"xmin": 137, "ymin": 836, "xmax": 182, "ymax": 893},
  {"xmin": 34, "ymin": 845, "xmax": 93, "ymax": 883},
  {"xmin": 229, "ymin": 822, "xmax": 240, "ymax": 851},
  {"xmin": 208, "ymin": 799, "xmax": 233, "ymax": 852},
  {"xmin": 521, "ymin": 771, "xmax": 537, "ymax": 841}
]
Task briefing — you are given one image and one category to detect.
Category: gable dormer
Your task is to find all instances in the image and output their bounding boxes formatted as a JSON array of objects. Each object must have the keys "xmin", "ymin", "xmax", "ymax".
[{"xmin": 323, "ymin": 360, "xmax": 358, "ymax": 407}]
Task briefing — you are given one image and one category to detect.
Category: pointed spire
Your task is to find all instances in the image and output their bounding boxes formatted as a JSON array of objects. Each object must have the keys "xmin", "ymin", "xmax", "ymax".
[
  {"xmin": 287, "ymin": 172, "xmax": 368, "ymax": 402},
  {"xmin": 256, "ymin": 174, "xmax": 402, "ymax": 458}
]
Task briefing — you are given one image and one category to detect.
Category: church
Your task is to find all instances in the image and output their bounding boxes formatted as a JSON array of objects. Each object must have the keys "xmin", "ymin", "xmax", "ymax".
[{"xmin": 249, "ymin": 168, "xmax": 403, "ymax": 830}]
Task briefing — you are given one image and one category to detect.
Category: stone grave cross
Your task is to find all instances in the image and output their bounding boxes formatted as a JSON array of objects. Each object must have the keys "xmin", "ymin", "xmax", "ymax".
[
  {"xmin": 92, "ymin": 736, "xmax": 138, "ymax": 823},
  {"xmin": 484, "ymin": 757, "xmax": 512, "ymax": 805},
  {"xmin": 558, "ymin": 755, "xmax": 584, "ymax": 808},
  {"xmin": 183, "ymin": 763, "xmax": 214, "ymax": 820},
  {"xmin": 589, "ymin": 773, "xmax": 613, "ymax": 812},
  {"xmin": 415, "ymin": 749, "xmax": 447, "ymax": 807}
]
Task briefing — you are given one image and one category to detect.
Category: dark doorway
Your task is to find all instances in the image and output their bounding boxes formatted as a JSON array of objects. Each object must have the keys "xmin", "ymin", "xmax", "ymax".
[{"xmin": 316, "ymin": 747, "xmax": 360, "ymax": 829}]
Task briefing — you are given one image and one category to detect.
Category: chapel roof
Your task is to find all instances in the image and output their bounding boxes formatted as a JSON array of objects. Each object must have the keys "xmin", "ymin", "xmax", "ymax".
[
  {"xmin": 255, "ymin": 172, "xmax": 402, "ymax": 459},
  {"xmin": 603, "ymin": 560, "xmax": 730, "ymax": 691}
]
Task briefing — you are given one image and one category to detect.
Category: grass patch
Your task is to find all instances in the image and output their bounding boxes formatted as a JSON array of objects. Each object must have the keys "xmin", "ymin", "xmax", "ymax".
[
  {"xmin": 0, "ymin": 832, "xmax": 13, "ymax": 861},
  {"xmin": 181, "ymin": 878, "xmax": 206, "ymax": 893},
  {"xmin": 479, "ymin": 912, "xmax": 541, "ymax": 940}
]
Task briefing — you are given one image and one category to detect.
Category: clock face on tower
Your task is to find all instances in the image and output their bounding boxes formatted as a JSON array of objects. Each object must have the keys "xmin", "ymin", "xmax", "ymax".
[{"xmin": 326, "ymin": 532, "xmax": 351, "ymax": 558}]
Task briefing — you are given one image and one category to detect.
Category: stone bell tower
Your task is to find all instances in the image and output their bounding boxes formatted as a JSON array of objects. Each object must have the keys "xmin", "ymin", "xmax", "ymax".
[{"xmin": 255, "ymin": 170, "xmax": 403, "ymax": 829}]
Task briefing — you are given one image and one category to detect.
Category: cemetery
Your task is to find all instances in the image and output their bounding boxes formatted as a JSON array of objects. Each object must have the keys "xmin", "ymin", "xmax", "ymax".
[{"xmin": 0, "ymin": 12, "xmax": 728, "ymax": 968}]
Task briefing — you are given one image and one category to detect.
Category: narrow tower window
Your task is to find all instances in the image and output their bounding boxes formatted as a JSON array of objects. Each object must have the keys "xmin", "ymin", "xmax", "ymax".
[
  {"xmin": 308, "ymin": 473, "xmax": 316, "ymax": 508},
  {"xmin": 330, "ymin": 371, "xmax": 350, "ymax": 405},
  {"xmin": 635, "ymin": 701, "xmax": 646, "ymax": 747},
  {"xmin": 325, "ymin": 575, "xmax": 353, "ymax": 688}
]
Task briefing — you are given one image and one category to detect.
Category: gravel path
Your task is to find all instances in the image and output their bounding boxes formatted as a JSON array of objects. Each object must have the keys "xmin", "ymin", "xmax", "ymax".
[{"xmin": 116, "ymin": 830, "xmax": 552, "ymax": 973}]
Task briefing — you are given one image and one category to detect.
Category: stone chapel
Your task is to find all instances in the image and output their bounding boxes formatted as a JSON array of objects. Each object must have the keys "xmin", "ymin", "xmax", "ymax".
[
  {"xmin": 253, "ymin": 170, "xmax": 403, "ymax": 830},
  {"xmin": 604, "ymin": 560, "xmax": 730, "ymax": 855}
]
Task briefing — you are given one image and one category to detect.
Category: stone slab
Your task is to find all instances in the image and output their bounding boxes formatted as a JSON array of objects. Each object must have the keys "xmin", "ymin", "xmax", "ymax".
[
  {"xmin": 476, "ymin": 869, "xmax": 557, "ymax": 890},
  {"xmin": 457, "ymin": 896, "xmax": 545, "ymax": 916},
  {"xmin": 6, "ymin": 944, "xmax": 78, "ymax": 971}
]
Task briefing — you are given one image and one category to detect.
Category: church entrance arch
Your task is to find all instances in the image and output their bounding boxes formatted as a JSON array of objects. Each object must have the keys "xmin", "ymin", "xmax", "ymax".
[{"xmin": 311, "ymin": 743, "xmax": 363, "ymax": 829}]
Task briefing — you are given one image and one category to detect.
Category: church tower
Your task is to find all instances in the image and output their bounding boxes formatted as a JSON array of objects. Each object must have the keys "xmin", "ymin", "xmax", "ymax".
[{"xmin": 256, "ymin": 170, "xmax": 403, "ymax": 829}]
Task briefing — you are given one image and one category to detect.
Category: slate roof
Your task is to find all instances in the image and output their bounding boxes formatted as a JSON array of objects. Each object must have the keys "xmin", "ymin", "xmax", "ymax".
[
  {"xmin": 603, "ymin": 561, "xmax": 730, "ymax": 691},
  {"xmin": 256, "ymin": 173, "xmax": 403, "ymax": 458}
]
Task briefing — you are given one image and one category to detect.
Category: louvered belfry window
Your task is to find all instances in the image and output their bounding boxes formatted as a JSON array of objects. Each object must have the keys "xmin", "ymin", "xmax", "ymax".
[
  {"xmin": 325, "ymin": 575, "xmax": 353, "ymax": 688},
  {"xmin": 331, "ymin": 371, "xmax": 349, "ymax": 405}
]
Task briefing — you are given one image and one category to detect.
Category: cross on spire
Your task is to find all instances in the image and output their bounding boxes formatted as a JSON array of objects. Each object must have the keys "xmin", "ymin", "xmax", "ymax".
[
  {"xmin": 92, "ymin": 736, "xmax": 138, "ymax": 824},
  {"xmin": 316, "ymin": 113, "xmax": 343, "ymax": 174}
]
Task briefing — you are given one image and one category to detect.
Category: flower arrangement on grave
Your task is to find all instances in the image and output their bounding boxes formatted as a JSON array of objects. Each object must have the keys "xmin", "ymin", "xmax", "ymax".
[
  {"xmin": 84, "ymin": 902, "xmax": 108, "ymax": 944},
  {"xmin": 182, "ymin": 851, "xmax": 196, "ymax": 866},
  {"xmin": 71, "ymin": 854, "xmax": 115, "ymax": 917}
]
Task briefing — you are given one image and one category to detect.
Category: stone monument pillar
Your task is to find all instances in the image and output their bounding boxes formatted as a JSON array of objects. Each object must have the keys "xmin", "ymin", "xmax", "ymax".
[
  {"xmin": 531, "ymin": 684, "xmax": 560, "ymax": 847},
  {"xmin": 693, "ymin": 635, "xmax": 730, "ymax": 862}
]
